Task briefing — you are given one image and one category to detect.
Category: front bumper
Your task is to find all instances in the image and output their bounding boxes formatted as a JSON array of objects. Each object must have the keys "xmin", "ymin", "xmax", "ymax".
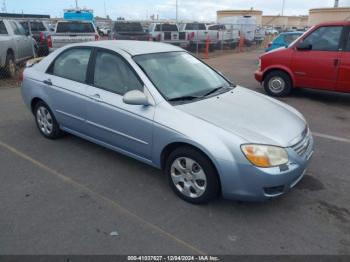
[
  {"xmin": 254, "ymin": 70, "xmax": 263, "ymax": 83},
  {"xmin": 219, "ymin": 135, "xmax": 315, "ymax": 201}
]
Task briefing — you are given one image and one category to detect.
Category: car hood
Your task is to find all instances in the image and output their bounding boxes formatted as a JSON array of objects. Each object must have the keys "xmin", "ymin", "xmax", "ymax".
[{"xmin": 175, "ymin": 87, "xmax": 306, "ymax": 147}]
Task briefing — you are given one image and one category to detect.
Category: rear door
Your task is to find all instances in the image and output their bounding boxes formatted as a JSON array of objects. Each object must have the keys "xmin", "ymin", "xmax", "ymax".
[
  {"xmin": 336, "ymin": 26, "xmax": 350, "ymax": 93},
  {"xmin": 45, "ymin": 47, "xmax": 92, "ymax": 134},
  {"xmin": 290, "ymin": 25, "xmax": 343, "ymax": 90}
]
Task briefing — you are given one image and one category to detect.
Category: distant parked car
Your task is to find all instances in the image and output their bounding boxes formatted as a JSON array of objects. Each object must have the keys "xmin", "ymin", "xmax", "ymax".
[
  {"xmin": 48, "ymin": 20, "xmax": 99, "ymax": 52},
  {"xmin": 255, "ymin": 21, "xmax": 350, "ymax": 96},
  {"xmin": 206, "ymin": 24, "xmax": 239, "ymax": 49},
  {"xmin": 98, "ymin": 26, "xmax": 110, "ymax": 36},
  {"xmin": 0, "ymin": 19, "xmax": 36, "ymax": 77},
  {"xmin": 265, "ymin": 27, "xmax": 279, "ymax": 35},
  {"xmin": 22, "ymin": 41, "xmax": 314, "ymax": 204},
  {"xmin": 148, "ymin": 23, "xmax": 188, "ymax": 48},
  {"xmin": 179, "ymin": 22, "xmax": 218, "ymax": 51},
  {"xmin": 110, "ymin": 22, "xmax": 149, "ymax": 41},
  {"xmin": 254, "ymin": 27, "xmax": 266, "ymax": 45},
  {"xmin": 265, "ymin": 32, "xmax": 303, "ymax": 52},
  {"xmin": 19, "ymin": 20, "xmax": 51, "ymax": 56}
]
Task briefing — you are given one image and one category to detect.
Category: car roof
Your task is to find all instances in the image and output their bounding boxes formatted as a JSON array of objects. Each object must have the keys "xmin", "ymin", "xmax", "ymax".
[
  {"xmin": 280, "ymin": 31, "xmax": 304, "ymax": 35},
  {"xmin": 315, "ymin": 21, "xmax": 350, "ymax": 27},
  {"xmin": 78, "ymin": 40, "xmax": 184, "ymax": 56}
]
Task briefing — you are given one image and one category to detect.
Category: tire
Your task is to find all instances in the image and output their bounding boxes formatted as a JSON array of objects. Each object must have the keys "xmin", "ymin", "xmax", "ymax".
[
  {"xmin": 4, "ymin": 53, "xmax": 16, "ymax": 78},
  {"xmin": 264, "ymin": 70, "xmax": 292, "ymax": 97},
  {"xmin": 230, "ymin": 42, "xmax": 238, "ymax": 49},
  {"xmin": 165, "ymin": 146, "xmax": 220, "ymax": 204},
  {"xmin": 34, "ymin": 101, "xmax": 63, "ymax": 139}
]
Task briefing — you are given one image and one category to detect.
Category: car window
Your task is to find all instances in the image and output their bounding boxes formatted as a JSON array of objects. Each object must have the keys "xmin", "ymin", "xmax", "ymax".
[
  {"xmin": 19, "ymin": 22, "xmax": 30, "ymax": 35},
  {"xmin": 346, "ymin": 30, "xmax": 350, "ymax": 51},
  {"xmin": 10, "ymin": 21, "xmax": 26, "ymax": 35},
  {"xmin": 56, "ymin": 22, "xmax": 95, "ymax": 33},
  {"xmin": 284, "ymin": 34, "xmax": 301, "ymax": 44},
  {"xmin": 113, "ymin": 22, "xmax": 143, "ymax": 32},
  {"xmin": 30, "ymin": 22, "xmax": 47, "ymax": 32},
  {"xmin": 0, "ymin": 21, "xmax": 8, "ymax": 34},
  {"xmin": 155, "ymin": 24, "xmax": 178, "ymax": 32},
  {"xmin": 185, "ymin": 23, "xmax": 206, "ymax": 30},
  {"xmin": 51, "ymin": 48, "xmax": 91, "ymax": 82},
  {"xmin": 93, "ymin": 51, "xmax": 143, "ymax": 95},
  {"xmin": 302, "ymin": 26, "xmax": 343, "ymax": 51}
]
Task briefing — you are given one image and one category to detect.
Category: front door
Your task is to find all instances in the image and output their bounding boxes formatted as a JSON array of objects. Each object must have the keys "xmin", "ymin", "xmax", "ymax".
[
  {"xmin": 86, "ymin": 49, "xmax": 154, "ymax": 160},
  {"xmin": 291, "ymin": 26, "xmax": 343, "ymax": 91},
  {"xmin": 336, "ymin": 27, "xmax": 350, "ymax": 93}
]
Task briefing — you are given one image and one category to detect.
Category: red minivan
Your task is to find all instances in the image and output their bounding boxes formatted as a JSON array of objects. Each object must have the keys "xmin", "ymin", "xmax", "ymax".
[{"xmin": 255, "ymin": 21, "xmax": 350, "ymax": 97}]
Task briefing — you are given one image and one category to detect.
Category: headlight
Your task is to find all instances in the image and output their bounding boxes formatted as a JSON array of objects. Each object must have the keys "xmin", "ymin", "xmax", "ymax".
[{"xmin": 241, "ymin": 144, "xmax": 288, "ymax": 168}]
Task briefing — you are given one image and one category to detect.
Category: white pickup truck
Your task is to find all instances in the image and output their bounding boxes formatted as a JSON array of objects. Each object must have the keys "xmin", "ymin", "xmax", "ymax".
[
  {"xmin": 49, "ymin": 20, "xmax": 99, "ymax": 52},
  {"xmin": 0, "ymin": 19, "xmax": 36, "ymax": 77},
  {"xmin": 207, "ymin": 24, "xmax": 240, "ymax": 49},
  {"xmin": 178, "ymin": 23, "xmax": 218, "ymax": 51},
  {"xmin": 148, "ymin": 23, "xmax": 188, "ymax": 48}
]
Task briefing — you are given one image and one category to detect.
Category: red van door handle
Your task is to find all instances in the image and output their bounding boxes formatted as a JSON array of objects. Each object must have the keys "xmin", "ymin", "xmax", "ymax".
[{"xmin": 334, "ymin": 59, "xmax": 339, "ymax": 67}]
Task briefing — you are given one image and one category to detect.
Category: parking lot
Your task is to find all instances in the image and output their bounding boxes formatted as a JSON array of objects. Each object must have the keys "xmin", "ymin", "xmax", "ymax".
[{"xmin": 0, "ymin": 49, "xmax": 350, "ymax": 255}]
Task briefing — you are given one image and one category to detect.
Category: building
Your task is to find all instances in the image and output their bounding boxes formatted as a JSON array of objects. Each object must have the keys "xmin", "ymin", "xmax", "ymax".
[
  {"xmin": 262, "ymin": 15, "xmax": 308, "ymax": 29},
  {"xmin": 217, "ymin": 9, "xmax": 263, "ymax": 25},
  {"xmin": 308, "ymin": 7, "xmax": 350, "ymax": 26}
]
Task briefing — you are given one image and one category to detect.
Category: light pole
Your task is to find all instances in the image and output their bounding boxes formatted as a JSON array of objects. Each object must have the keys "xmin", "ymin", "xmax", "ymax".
[
  {"xmin": 334, "ymin": 0, "xmax": 339, "ymax": 7},
  {"xmin": 176, "ymin": 0, "xmax": 178, "ymax": 23},
  {"xmin": 75, "ymin": 0, "xmax": 78, "ymax": 8},
  {"xmin": 281, "ymin": 0, "xmax": 285, "ymax": 16}
]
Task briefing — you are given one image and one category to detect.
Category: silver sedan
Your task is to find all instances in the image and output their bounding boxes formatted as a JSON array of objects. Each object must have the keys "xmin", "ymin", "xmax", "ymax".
[{"xmin": 21, "ymin": 41, "xmax": 314, "ymax": 204}]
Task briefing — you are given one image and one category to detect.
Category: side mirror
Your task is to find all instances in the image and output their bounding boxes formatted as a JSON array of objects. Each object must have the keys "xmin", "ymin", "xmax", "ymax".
[
  {"xmin": 296, "ymin": 42, "xmax": 312, "ymax": 51},
  {"xmin": 123, "ymin": 90, "xmax": 150, "ymax": 106}
]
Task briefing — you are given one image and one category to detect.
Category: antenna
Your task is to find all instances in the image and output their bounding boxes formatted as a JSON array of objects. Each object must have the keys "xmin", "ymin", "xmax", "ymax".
[{"xmin": 334, "ymin": 0, "xmax": 339, "ymax": 7}]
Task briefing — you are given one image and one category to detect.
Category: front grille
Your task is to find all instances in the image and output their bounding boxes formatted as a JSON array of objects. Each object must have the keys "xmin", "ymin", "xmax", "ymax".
[
  {"xmin": 164, "ymin": 32, "xmax": 171, "ymax": 40},
  {"xmin": 179, "ymin": 32, "xmax": 186, "ymax": 40},
  {"xmin": 292, "ymin": 128, "xmax": 311, "ymax": 156}
]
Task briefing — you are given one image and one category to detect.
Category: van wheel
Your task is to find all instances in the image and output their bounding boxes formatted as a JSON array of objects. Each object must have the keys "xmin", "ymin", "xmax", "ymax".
[
  {"xmin": 165, "ymin": 146, "xmax": 220, "ymax": 204},
  {"xmin": 5, "ymin": 54, "xmax": 16, "ymax": 78},
  {"xmin": 264, "ymin": 71, "xmax": 292, "ymax": 97},
  {"xmin": 34, "ymin": 101, "xmax": 63, "ymax": 139}
]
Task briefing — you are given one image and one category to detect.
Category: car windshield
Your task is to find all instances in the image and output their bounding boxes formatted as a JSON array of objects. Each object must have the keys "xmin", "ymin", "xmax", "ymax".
[
  {"xmin": 155, "ymin": 24, "xmax": 178, "ymax": 32},
  {"xmin": 134, "ymin": 52, "xmax": 232, "ymax": 101},
  {"xmin": 56, "ymin": 22, "xmax": 95, "ymax": 33}
]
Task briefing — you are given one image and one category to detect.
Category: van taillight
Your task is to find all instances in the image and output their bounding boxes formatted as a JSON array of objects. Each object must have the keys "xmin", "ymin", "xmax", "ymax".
[
  {"xmin": 47, "ymin": 35, "xmax": 52, "ymax": 48},
  {"xmin": 39, "ymin": 32, "xmax": 45, "ymax": 43},
  {"xmin": 95, "ymin": 34, "xmax": 99, "ymax": 41}
]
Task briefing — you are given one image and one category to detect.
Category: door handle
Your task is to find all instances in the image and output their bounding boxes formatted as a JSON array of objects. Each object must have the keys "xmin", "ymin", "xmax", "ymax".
[
  {"xmin": 43, "ymin": 79, "xmax": 52, "ymax": 86},
  {"xmin": 90, "ymin": 93, "xmax": 102, "ymax": 102},
  {"xmin": 334, "ymin": 59, "xmax": 339, "ymax": 67}
]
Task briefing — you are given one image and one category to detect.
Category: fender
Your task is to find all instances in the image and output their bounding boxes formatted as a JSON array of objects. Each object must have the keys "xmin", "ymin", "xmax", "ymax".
[{"xmin": 262, "ymin": 64, "xmax": 296, "ymax": 86}]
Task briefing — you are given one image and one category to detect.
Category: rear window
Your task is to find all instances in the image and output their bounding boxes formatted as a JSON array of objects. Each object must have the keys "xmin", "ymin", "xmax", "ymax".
[
  {"xmin": 30, "ymin": 22, "xmax": 47, "ymax": 32},
  {"xmin": 56, "ymin": 22, "xmax": 95, "ymax": 33},
  {"xmin": 114, "ymin": 22, "xmax": 143, "ymax": 32},
  {"xmin": 155, "ymin": 24, "xmax": 178, "ymax": 32},
  {"xmin": 185, "ymin": 23, "xmax": 206, "ymax": 30},
  {"xmin": 0, "ymin": 21, "xmax": 8, "ymax": 34}
]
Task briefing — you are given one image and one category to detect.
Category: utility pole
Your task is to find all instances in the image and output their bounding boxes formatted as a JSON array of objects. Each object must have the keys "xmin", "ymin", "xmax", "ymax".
[
  {"xmin": 334, "ymin": 0, "xmax": 339, "ymax": 7},
  {"xmin": 104, "ymin": 0, "xmax": 107, "ymax": 17},
  {"xmin": 75, "ymin": 0, "xmax": 78, "ymax": 9},
  {"xmin": 281, "ymin": 0, "xmax": 285, "ymax": 16}
]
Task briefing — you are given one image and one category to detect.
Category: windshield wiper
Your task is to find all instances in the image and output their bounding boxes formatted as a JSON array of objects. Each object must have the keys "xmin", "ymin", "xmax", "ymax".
[
  {"xmin": 202, "ymin": 85, "xmax": 231, "ymax": 97},
  {"xmin": 168, "ymin": 95, "xmax": 201, "ymax": 102}
]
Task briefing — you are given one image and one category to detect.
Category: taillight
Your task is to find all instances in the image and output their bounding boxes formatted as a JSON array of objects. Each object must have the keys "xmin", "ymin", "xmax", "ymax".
[
  {"xmin": 95, "ymin": 34, "xmax": 99, "ymax": 41},
  {"xmin": 156, "ymin": 34, "xmax": 161, "ymax": 41},
  {"xmin": 39, "ymin": 32, "xmax": 45, "ymax": 43},
  {"xmin": 19, "ymin": 69, "xmax": 24, "ymax": 82},
  {"xmin": 188, "ymin": 32, "xmax": 195, "ymax": 41},
  {"xmin": 267, "ymin": 42, "xmax": 272, "ymax": 48},
  {"xmin": 47, "ymin": 35, "xmax": 52, "ymax": 48}
]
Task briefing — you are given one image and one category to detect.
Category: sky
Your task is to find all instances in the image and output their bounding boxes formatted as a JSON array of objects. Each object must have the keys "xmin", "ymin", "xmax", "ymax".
[{"xmin": 2, "ymin": 0, "xmax": 350, "ymax": 21}]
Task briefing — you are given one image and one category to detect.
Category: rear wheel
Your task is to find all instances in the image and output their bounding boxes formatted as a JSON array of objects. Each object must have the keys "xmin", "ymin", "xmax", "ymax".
[
  {"xmin": 264, "ymin": 70, "xmax": 292, "ymax": 97},
  {"xmin": 4, "ymin": 54, "xmax": 16, "ymax": 78},
  {"xmin": 34, "ymin": 101, "xmax": 63, "ymax": 139},
  {"xmin": 165, "ymin": 146, "xmax": 220, "ymax": 204}
]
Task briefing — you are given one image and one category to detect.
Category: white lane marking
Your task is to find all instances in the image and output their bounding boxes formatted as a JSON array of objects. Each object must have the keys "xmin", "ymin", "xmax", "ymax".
[{"xmin": 313, "ymin": 132, "xmax": 350, "ymax": 144}]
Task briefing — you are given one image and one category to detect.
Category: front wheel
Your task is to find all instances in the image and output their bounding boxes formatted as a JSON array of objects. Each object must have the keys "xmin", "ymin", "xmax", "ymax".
[
  {"xmin": 165, "ymin": 147, "xmax": 220, "ymax": 204},
  {"xmin": 4, "ymin": 54, "xmax": 16, "ymax": 78},
  {"xmin": 34, "ymin": 101, "xmax": 63, "ymax": 139},
  {"xmin": 264, "ymin": 70, "xmax": 292, "ymax": 97}
]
